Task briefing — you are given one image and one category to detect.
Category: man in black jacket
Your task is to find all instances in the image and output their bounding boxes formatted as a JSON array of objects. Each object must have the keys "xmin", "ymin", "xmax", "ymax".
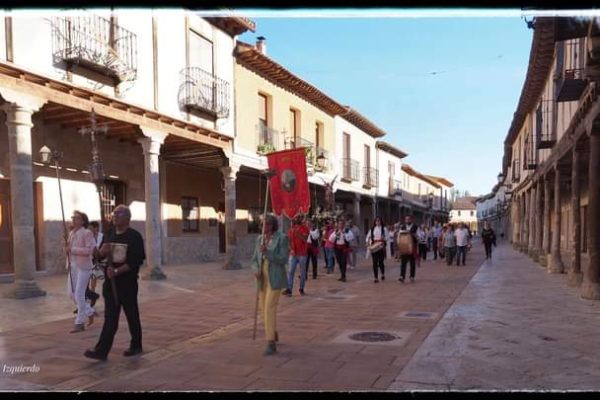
[
  {"xmin": 84, "ymin": 205, "xmax": 146, "ymax": 361},
  {"xmin": 398, "ymin": 215, "xmax": 418, "ymax": 283}
]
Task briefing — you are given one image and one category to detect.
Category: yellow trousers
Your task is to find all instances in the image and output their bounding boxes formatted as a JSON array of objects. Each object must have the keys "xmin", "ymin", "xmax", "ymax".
[{"xmin": 259, "ymin": 259, "xmax": 281, "ymax": 342}]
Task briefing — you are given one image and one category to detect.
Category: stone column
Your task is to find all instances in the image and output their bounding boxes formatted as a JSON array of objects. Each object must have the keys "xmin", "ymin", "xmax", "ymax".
[
  {"xmin": 220, "ymin": 162, "xmax": 241, "ymax": 270},
  {"xmin": 511, "ymin": 198, "xmax": 519, "ymax": 247},
  {"xmin": 569, "ymin": 146, "xmax": 583, "ymax": 287},
  {"xmin": 582, "ymin": 131, "xmax": 600, "ymax": 299},
  {"xmin": 548, "ymin": 166, "xmax": 565, "ymax": 274},
  {"xmin": 534, "ymin": 179, "xmax": 544, "ymax": 264},
  {"xmin": 139, "ymin": 128, "xmax": 168, "ymax": 280},
  {"xmin": 540, "ymin": 174, "xmax": 551, "ymax": 267},
  {"xmin": 528, "ymin": 185, "xmax": 537, "ymax": 258},
  {"xmin": 521, "ymin": 192, "xmax": 529, "ymax": 253},
  {"xmin": 2, "ymin": 92, "xmax": 46, "ymax": 298},
  {"xmin": 353, "ymin": 193, "xmax": 361, "ymax": 223}
]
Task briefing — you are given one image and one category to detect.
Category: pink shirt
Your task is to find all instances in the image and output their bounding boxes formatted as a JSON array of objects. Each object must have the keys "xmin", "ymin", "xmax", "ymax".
[{"xmin": 68, "ymin": 227, "xmax": 96, "ymax": 270}]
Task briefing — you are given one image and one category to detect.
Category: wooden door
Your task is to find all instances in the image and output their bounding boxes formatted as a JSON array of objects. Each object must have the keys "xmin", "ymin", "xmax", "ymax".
[
  {"xmin": 218, "ymin": 201, "xmax": 226, "ymax": 253},
  {"xmin": 0, "ymin": 179, "xmax": 12, "ymax": 274},
  {"xmin": 0, "ymin": 179, "xmax": 42, "ymax": 273}
]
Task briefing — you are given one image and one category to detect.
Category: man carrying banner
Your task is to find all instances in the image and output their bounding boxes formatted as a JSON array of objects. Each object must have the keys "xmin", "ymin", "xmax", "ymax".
[{"xmin": 251, "ymin": 148, "xmax": 310, "ymax": 355}]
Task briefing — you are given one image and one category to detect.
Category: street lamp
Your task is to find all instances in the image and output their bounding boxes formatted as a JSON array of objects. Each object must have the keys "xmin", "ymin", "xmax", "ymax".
[{"xmin": 39, "ymin": 144, "xmax": 74, "ymax": 295}]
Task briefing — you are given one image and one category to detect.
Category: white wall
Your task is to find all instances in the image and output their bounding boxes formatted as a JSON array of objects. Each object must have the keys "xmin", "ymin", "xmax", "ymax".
[
  {"xmin": 7, "ymin": 10, "xmax": 237, "ymax": 136},
  {"xmin": 334, "ymin": 115, "xmax": 376, "ymax": 196}
]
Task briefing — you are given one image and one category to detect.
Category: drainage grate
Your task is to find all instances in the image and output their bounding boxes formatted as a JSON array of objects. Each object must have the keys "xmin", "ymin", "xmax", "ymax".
[
  {"xmin": 349, "ymin": 331, "xmax": 398, "ymax": 342},
  {"xmin": 331, "ymin": 329, "xmax": 411, "ymax": 347},
  {"xmin": 398, "ymin": 311, "xmax": 438, "ymax": 320}
]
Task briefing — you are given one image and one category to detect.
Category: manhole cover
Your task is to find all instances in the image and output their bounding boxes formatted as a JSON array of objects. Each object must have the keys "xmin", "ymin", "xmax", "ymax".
[
  {"xmin": 331, "ymin": 329, "xmax": 411, "ymax": 347},
  {"xmin": 349, "ymin": 331, "xmax": 398, "ymax": 342}
]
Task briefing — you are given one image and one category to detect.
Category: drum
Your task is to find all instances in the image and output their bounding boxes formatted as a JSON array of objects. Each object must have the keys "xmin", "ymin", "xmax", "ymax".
[
  {"xmin": 396, "ymin": 232, "xmax": 414, "ymax": 256},
  {"xmin": 369, "ymin": 242, "xmax": 385, "ymax": 253}
]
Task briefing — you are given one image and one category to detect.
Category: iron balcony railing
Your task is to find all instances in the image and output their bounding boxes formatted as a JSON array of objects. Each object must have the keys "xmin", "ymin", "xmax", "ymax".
[
  {"xmin": 179, "ymin": 67, "xmax": 230, "ymax": 118},
  {"xmin": 51, "ymin": 14, "xmax": 137, "ymax": 82},
  {"xmin": 363, "ymin": 167, "xmax": 378, "ymax": 189},
  {"xmin": 535, "ymin": 99, "xmax": 555, "ymax": 149},
  {"xmin": 341, "ymin": 158, "xmax": 360, "ymax": 182},
  {"xmin": 512, "ymin": 159, "xmax": 521, "ymax": 182},
  {"xmin": 524, "ymin": 136, "xmax": 537, "ymax": 170},
  {"xmin": 556, "ymin": 38, "xmax": 588, "ymax": 102},
  {"xmin": 285, "ymin": 136, "xmax": 315, "ymax": 166},
  {"xmin": 388, "ymin": 178, "xmax": 402, "ymax": 197},
  {"xmin": 256, "ymin": 123, "xmax": 284, "ymax": 155}
]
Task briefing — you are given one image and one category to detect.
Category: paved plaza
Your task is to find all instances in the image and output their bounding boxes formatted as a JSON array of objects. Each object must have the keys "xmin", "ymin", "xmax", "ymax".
[{"xmin": 1, "ymin": 241, "xmax": 600, "ymax": 391}]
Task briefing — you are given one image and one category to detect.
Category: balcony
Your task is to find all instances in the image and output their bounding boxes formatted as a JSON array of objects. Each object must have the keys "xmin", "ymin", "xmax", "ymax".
[
  {"xmin": 535, "ymin": 99, "xmax": 555, "ymax": 149},
  {"xmin": 256, "ymin": 123, "xmax": 284, "ymax": 155},
  {"xmin": 388, "ymin": 178, "xmax": 402, "ymax": 197},
  {"xmin": 284, "ymin": 136, "xmax": 315, "ymax": 166},
  {"xmin": 51, "ymin": 14, "xmax": 137, "ymax": 83},
  {"xmin": 556, "ymin": 38, "xmax": 588, "ymax": 102},
  {"xmin": 179, "ymin": 67, "xmax": 230, "ymax": 118},
  {"xmin": 340, "ymin": 158, "xmax": 360, "ymax": 182},
  {"xmin": 524, "ymin": 140, "xmax": 537, "ymax": 170},
  {"xmin": 363, "ymin": 167, "xmax": 378, "ymax": 189},
  {"xmin": 512, "ymin": 159, "xmax": 521, "ymax": 183}
]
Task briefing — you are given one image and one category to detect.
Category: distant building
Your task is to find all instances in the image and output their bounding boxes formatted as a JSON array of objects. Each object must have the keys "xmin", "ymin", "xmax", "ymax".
[{"xmin": 449, "ymin": 197, "xmax": 478, "ymax": 233}]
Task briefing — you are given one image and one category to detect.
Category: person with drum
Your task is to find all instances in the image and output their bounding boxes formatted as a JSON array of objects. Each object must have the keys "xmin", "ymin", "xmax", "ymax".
[
  {"xmin": 365, "ymin": 216, "xmax": 388, "ymax": 283},
  {"xmin": 398, "ymin": 215, "xmax": 419, "ymax": 283}
]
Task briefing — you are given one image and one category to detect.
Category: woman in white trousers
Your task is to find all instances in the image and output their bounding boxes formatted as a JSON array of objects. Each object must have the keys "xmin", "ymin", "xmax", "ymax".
[{"xmin": 66, "ymin": 211, "xmax": 97, "ymax": 333}]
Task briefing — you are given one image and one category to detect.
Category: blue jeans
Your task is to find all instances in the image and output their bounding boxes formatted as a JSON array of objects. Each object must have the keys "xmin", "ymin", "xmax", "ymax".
[
  {"xmin": 323, "ymin": 248, "xmax": 335, "ymax": 272},
  {"xmin": 288, "ymin": 255, "xmax": 307, "ymax": 291}
]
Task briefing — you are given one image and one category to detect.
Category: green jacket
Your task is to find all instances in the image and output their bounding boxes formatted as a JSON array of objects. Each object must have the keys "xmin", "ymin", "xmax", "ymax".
[{"xmin": 251, "ymin": 231, "xmax": 289, "ymax": 291}]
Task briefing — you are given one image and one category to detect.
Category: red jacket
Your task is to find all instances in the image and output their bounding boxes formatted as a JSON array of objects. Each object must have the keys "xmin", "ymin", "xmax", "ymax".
[{"xmin": 288, "ymin": 224, "xmax": 309, "ymax": 256}]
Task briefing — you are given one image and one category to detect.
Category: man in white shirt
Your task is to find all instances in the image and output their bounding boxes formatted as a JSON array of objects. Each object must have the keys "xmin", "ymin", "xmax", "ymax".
[{"xmin": 455, "ymin": 223, "xmax": 470, "ymax": 266}]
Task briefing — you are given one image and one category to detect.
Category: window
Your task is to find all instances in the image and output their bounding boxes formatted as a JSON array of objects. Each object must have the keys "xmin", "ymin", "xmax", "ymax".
[
  {"xmin": 289, "ymin": 108, "xmax": 299, "ymax": 142},
  {"xmin": 364, "ymin": 145, "xmax": 370, "ymax": 169},
  {"xmin": 388, "ymin": 161, "xmax": 395, "ymax": 177},
  {"xmin": 248, "ymin": 207, "xmax": 261, "ymax": 234},
  {"xmin": 343, "ymin": 133, "xmax": 350, "ymax": 160},
  {"xmin": 458, "ymin": 210, "xmax": 462, "ymax": 217},
  {"xmin": 418, "ymin": 183, "xmax": 421, "ymax": 196},
  {"xmin": 258, "ymin": 93, "xmax": 268, "ymax": 128},
  {"xmin": 315, "ymin": 121, "xmax": 324, "ymax": 148},
  {"xmin": 181, "ymin": 197, "xmax": 199, "ymax": 232},
  {"xmin": 470, "ymin": 211, "xmax": 474, "ymax": 217},
  {"xmin": 189, "ymin": 30, "xmax": 213, "ymax": 74}
]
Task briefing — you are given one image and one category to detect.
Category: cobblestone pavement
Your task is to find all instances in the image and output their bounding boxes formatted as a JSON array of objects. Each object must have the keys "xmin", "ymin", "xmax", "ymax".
[
  {"xmin": 0, "ymin": 244, "xmax": 486, "ymax": 391},
  {"xmin": 390, "ymin": 243, "xmax": 600, "ymax": 391}
]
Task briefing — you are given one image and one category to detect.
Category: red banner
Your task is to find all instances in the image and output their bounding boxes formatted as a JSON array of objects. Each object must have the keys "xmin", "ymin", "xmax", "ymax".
[{"xmin": 266, "ymin": 148, "xmax": 310, "ymax": 219}]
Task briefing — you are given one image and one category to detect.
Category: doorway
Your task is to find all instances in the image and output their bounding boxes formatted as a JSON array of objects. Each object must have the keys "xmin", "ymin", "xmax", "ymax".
[{"xmin": 218, "ymin": 201, "xmax": 226, "ymax": 253}]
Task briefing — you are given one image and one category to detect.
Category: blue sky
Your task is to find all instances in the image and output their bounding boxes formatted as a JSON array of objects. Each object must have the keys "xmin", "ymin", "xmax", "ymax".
[{"xmin": 239, "ymin": 13, "xmax": 533, "ymax": 196}]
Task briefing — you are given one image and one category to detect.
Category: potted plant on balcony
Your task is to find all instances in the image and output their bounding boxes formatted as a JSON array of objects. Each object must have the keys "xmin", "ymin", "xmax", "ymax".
[{"xmin": 257, "ymin": 143, "xmax": 276, "ymax": 155}]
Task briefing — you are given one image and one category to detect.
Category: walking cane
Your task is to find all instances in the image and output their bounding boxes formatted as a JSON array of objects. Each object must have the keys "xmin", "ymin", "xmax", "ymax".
[{"xmin": 253, "ymin": 169, "xmax": 275, "ymax": 341}]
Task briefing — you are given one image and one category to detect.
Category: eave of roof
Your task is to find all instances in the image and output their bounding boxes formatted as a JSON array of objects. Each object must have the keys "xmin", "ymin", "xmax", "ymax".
[
  {"xmin": 204, "ymin": 14, "xmax": 256, "ymax": 36},
  {"xmin": 423, "ymin": 174, "xmax": 454, "ymax": 188},
  {"xmin": 401, "ymin": 164, "xmax": 441, "ymax": 188},
  {"xmin": 343, "ymin": 107, "xmax": 387, "ymax": 138},
  {"xmin": 234, "ymin": 41, "xmax": 388, "ymax": 139},
  {"xmin": 376, "ymin": 140, "xmax": 408, "ymax": 159},
  {"xmin": 235, "ymin": 41, "xmax": 349, "ymax": 116},
  {"xmin": 502, "ymin": 17, "xmax": 556, "ymax": 173}
]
